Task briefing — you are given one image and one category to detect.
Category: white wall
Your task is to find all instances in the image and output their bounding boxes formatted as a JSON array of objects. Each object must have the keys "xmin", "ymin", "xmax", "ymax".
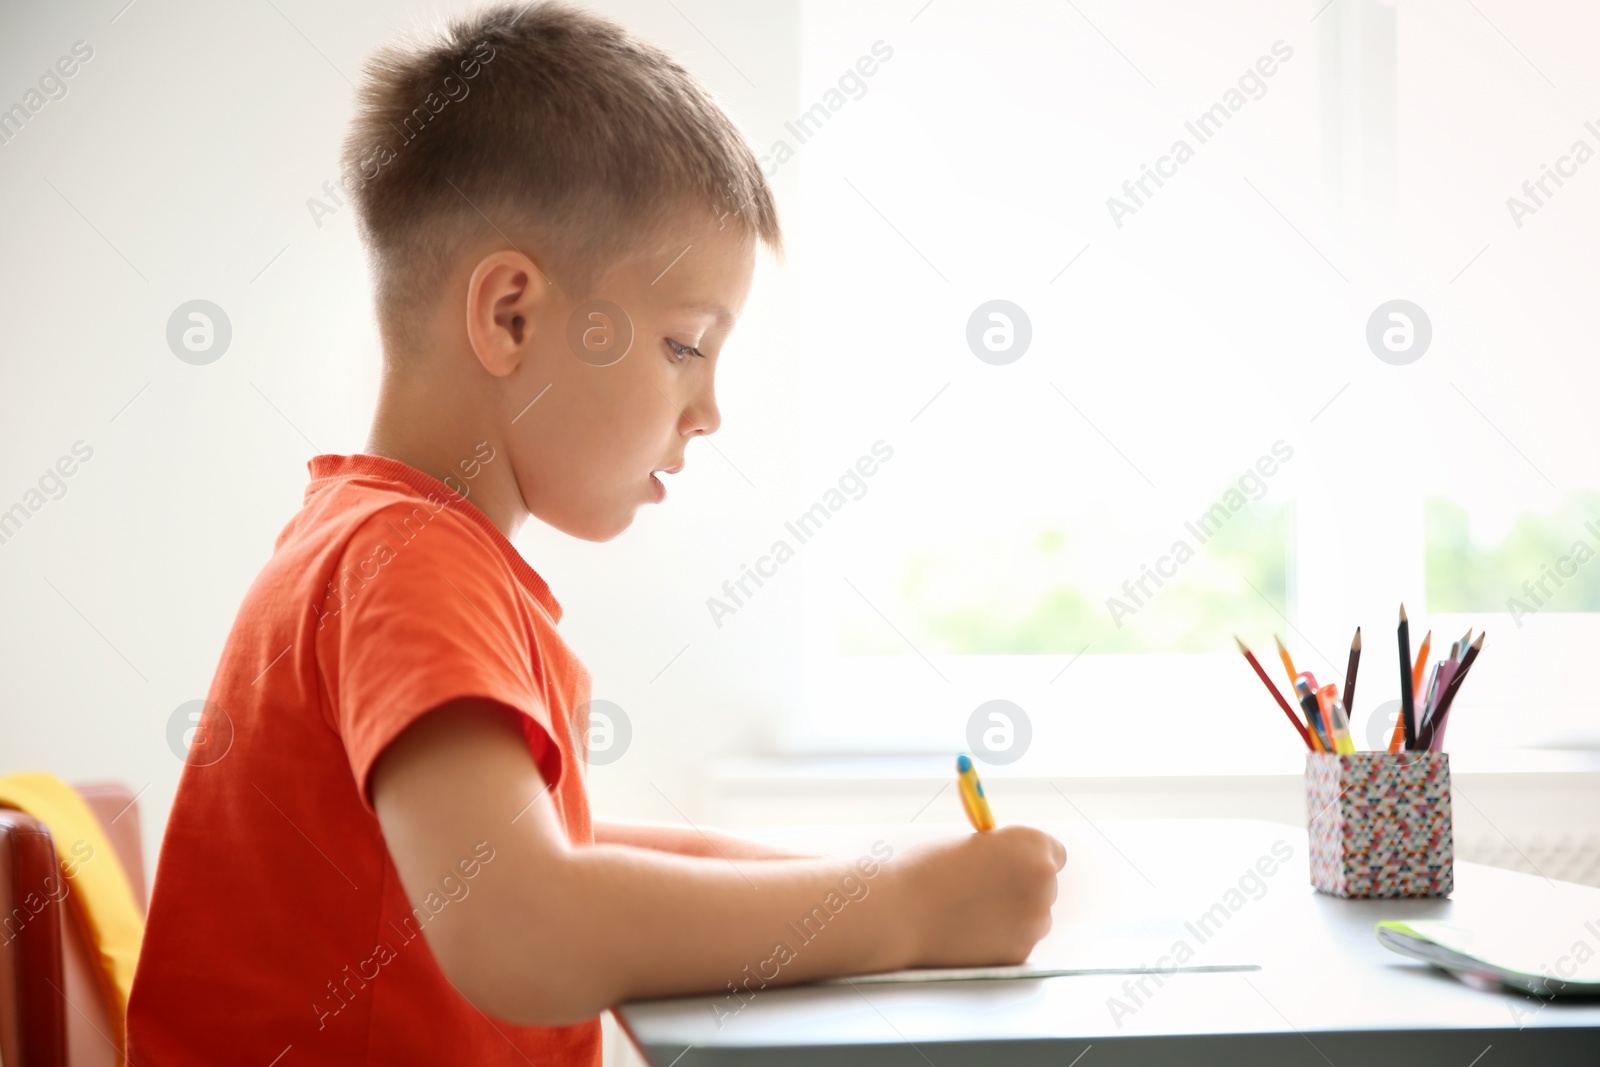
[{"xmin": 0, "ymin": 0, "xmax": 805, "ymax": 879}]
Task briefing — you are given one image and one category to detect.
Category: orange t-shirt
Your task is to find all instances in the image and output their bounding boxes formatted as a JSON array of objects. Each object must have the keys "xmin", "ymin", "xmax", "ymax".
[{"xmin": 128, "ymin": 453, "xmax": 600, "ymax": 1065}]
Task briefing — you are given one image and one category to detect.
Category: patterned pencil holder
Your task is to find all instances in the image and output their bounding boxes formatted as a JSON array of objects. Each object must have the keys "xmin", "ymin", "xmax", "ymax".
[{"xmin": 1306, "ymin": 751, "xmax": 1453, "ymax": 898}]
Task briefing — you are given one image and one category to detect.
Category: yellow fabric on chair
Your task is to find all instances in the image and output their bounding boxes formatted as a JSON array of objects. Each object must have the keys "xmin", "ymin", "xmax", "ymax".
[{"xmin": 0, "ymin": 771, "xmax": 144, "ymax": 1065}]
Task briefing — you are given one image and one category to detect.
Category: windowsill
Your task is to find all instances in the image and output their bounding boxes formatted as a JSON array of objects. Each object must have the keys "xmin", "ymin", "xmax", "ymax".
[{"xmin": 719, "ymin": 746, "xmax": 1600, "ymax": 790}]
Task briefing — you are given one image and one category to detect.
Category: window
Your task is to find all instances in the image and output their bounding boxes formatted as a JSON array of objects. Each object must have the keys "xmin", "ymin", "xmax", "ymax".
[{"xmin": 781, "ymin": 0, "xmax": 1600, "ymax": 767}]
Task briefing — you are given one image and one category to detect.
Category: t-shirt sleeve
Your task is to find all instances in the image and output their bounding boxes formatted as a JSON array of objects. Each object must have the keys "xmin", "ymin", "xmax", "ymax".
[{"xmin": 316, "ymin": 504, "xmax": 563, "ymax": 810}]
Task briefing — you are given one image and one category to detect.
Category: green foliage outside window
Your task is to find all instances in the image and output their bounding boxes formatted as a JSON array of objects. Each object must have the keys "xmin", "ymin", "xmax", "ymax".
[
  {"xmin": 1426, "ymin": 495, "xmax": 1600, "ymax": 613},
  {"xmin": 840, "ymin": 504, "xmax": 1291, "ymax": 655}
]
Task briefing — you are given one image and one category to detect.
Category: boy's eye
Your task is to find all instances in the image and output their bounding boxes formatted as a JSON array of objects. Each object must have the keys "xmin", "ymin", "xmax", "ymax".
[{"xmin": 665, "ymin": 338, "xmax": 705, "ymax": 362}]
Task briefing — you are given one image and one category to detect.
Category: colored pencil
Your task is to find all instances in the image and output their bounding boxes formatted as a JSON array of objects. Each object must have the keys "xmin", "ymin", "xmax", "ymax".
[
  {"xmin": 1411, "ymin": 630, "xmax": 1432, "ymax": 704},
  {"xmin": 1343, "ymin": 628, "xmax": 1361, "ymax": 720},
  {"xmin": 1237, "ymin": 636, "xmax": 1313, "ymax": 750},
  {"xmin": 1422, "ymin": 632, "xmax": 1484, "ymax": 750},
  {"xmin": 1274, "ymin": 635, "xmax": 1298, "ymax": 692},
  {"xmin": 1397, "ymin": 605, "xmax": 1417, "ymax": 751},
  {"xmin": 1387, "ymin": 705, "xmax": 1407, "ymax": 753}
]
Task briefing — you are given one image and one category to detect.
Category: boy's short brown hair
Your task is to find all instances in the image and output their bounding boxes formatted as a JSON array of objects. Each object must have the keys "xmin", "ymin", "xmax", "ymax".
[{"xmin": 342, "ymin": 2, "xmax": 781, "ymax": 336}]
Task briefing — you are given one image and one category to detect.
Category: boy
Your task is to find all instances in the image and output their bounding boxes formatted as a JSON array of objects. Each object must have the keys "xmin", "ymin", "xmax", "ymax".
[{"xmin": 127, "ymin": 4, "xmax": 1065, "ymax": 1063}]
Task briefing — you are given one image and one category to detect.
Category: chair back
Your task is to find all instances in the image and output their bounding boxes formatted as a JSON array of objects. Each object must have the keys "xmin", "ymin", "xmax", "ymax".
[{"xmin": 0, "ymin": 782, "xmax": 146, "ymax": 1067}]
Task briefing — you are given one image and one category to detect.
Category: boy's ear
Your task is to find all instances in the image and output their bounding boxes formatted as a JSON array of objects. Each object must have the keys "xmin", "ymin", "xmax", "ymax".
[{"xmin": 464, "ymin": 251, "xmax": 553, "ymax": 377}]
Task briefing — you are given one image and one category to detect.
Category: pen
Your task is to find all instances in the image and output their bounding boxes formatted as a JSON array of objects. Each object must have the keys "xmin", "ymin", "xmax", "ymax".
[
  {"xmin": 1415, "ymin": 660, "xmax": 1441, "ymax": 739},
  {"xmin": 1431, "ymin": 633, "xmax": 1465, "ymax": 718},
  {"xmin": 1296, "ymin": 674, "xmax": 1332, "ymax": 752},
  {"xmin": 1419, "ymin": 658, "xmax": 1456, "ymax": 741},
  {"xmin": 956, "ymin": 753, "xmax": 996, "ymax": 832}
]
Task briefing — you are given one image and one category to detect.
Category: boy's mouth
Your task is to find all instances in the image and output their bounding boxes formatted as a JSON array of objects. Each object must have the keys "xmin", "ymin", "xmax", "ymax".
[{"xmin": 649, "ymin": 461, "xmax": 683, "ymax": 502}]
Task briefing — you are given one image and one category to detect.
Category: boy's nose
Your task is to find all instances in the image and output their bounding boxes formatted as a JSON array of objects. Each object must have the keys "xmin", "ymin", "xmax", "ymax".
[{"xmin": 687, "ymin": 389, "xmax": 721, "ymax": 437}]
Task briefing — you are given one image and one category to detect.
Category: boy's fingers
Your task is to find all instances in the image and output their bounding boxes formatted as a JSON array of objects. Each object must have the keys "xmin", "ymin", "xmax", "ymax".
[{"xmin": 997, "ymin": 824, "xmax": 1067, "ymax": 869}]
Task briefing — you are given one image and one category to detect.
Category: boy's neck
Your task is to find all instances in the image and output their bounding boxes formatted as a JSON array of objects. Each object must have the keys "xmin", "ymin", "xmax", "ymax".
[{"xmin": 365, "ymin": 372, "xmax": 528, "ymax": 542}]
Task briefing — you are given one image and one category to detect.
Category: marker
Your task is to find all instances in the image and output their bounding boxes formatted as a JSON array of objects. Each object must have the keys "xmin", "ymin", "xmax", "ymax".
[
  {"xmin": 956, "ymin": 753, "xmax": 996, "ymax": 832},
  {"xmin": 1318, "ymin": 683, "xmax": 1355, "ymax": 754}
]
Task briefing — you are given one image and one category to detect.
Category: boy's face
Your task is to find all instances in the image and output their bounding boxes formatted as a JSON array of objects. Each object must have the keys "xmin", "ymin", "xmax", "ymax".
[{"xmin": 507, "ymin": 217, "xmax": 757, "ymax": 541}]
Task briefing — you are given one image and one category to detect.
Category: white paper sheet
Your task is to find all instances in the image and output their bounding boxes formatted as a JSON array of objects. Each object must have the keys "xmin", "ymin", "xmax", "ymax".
[
  {"xmin": 823, "ymin": 962, "xmax": 1260, "ymax": 984},
  {"xmin": 821, "ymin": 915, "xmax": 1260, "ymax": 984}
]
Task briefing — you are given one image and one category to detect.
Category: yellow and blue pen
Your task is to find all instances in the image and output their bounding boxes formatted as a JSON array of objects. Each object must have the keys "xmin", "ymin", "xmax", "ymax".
[{"xmin": 956, "ymin": 753, "xmax": 995, "ymax": 832}]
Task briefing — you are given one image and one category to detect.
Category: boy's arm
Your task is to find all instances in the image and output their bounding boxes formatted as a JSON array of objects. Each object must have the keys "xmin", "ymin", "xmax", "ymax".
[
  {"xmin": 371, "ymin": 698, "xmax": 1065, "ymax": 1027},
  {"xmin": 594, "ymin": 819, "xmax": 815, "ymax": 860}
]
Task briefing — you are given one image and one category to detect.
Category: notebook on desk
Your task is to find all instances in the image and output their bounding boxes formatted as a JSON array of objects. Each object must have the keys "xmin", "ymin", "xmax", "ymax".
[{"xmin": 1377, "ymin": 920, "xmax": 1600, "ymax": 996}]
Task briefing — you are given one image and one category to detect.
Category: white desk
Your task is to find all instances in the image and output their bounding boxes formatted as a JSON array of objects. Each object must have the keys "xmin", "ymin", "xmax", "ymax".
[{"xmin": 617, "ymin": 819, "xmax": 1600, "ymax": 1065}]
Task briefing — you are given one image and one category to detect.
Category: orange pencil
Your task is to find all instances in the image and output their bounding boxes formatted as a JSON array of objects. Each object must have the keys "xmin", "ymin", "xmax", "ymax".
[
  {"xmin": 1387, "ymin": 677, "xmax": 1410, "ymax": 752},
  {"xmin": 1274, "ymin": 635, "xmax": 1298, "ymax": 691},
  {"xmin": 1411, "ymin": 630, "xmax": 1432, "ymax": 705},
  {"xmin": 1236, "ymin": 637, "xmax": 1314, "ymax": 750}
]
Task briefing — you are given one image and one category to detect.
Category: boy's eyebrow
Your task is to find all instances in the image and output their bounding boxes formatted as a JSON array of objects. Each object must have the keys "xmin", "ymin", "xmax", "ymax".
[{"xmin": 676, "ymin": 301, "xmax": 734, "ymax": 328}]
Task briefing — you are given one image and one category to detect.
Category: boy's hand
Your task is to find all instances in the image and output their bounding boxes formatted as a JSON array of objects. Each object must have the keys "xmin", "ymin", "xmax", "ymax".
[
  {"xmin": 373, "ymin": 699, "xmax": 1066, "ymax": 1023},
  {"xmin": 891, "ymin": 825, "xmax": 1067, "ymax": 968}
]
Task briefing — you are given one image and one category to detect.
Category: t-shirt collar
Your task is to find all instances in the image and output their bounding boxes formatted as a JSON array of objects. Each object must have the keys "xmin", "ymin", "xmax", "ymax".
[{"xmin": 306, "ymin": 453, "xmax": 562, "ymax": 623}]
